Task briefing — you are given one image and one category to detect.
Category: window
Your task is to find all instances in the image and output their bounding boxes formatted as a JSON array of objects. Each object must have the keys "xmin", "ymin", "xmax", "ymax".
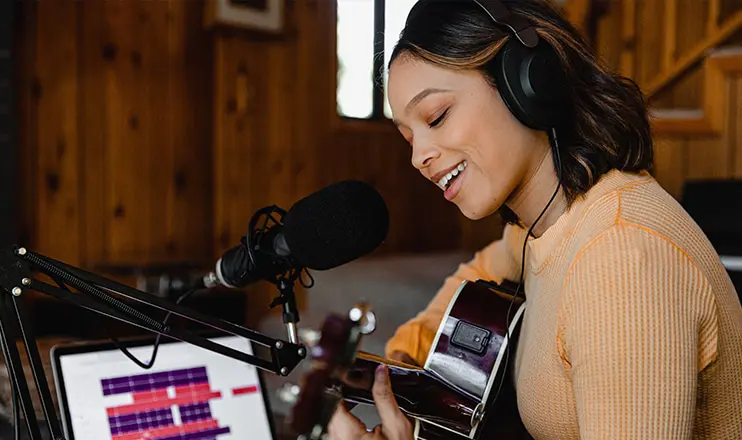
[{"xmin": 336, "ymin": 0, "xmax": 420, "ymax": 120}]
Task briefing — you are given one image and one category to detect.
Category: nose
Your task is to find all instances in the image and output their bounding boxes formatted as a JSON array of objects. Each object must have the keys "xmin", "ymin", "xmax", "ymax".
[{"xmin": 411, "ymin": 139, "xmax": 441, "ymax": 170}]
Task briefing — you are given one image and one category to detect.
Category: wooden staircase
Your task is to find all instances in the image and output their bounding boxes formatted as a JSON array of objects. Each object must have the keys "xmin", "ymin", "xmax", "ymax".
[
  {"xmin": 562, "ymin": 0, "xmax": 742, "ymax": 198},
  {"xmin": 650, "ymin": 46, "xmax": 742, "ymax": 135},
  {"xmin": 563, "ymin": 0, "xmax": 742, "ymax": 136}
]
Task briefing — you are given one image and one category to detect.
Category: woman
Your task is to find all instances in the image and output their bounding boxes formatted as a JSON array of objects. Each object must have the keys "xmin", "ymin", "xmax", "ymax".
[{"xmin": 329, "ymin": 0, "xmax": 742, "ymax": 439}]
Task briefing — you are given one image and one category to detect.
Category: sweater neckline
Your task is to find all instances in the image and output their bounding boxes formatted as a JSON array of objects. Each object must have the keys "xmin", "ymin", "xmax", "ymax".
[{"xmin": 515, "ymin": 169, "xmax": 653, "ymax": 271}]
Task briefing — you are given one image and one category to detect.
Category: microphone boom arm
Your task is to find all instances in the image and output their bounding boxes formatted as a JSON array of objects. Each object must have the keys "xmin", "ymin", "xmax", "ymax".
[{"xmin": 0, "ymin": 245, "xmax": 307, "ymax": 440}]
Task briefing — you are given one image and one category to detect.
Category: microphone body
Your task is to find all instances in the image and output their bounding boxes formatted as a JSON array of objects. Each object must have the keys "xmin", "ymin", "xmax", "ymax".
[
  {"xmin": 197, "ymin": 228, "xmax": 291, "ymax": 289},
  {"xmin": 196, "ymin": 180, "xmax": 389, "ymax": 291}
]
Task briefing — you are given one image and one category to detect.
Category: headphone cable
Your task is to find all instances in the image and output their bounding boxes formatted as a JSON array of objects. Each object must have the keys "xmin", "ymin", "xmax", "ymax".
[{"xmin": 489, "ymin": 126, "xmax": 563, "ymax": 419}]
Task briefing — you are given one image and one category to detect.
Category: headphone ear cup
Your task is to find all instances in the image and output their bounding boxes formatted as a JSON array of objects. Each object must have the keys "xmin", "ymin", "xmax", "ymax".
[{"xmin": 491, "ymin": 38, "xmax": 570, "ymax": 131}]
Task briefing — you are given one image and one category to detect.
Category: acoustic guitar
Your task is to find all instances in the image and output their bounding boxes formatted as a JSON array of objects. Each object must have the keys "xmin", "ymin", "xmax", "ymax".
[{"xmin": 288, "ymin": 279, "xmax": 531, "ymax": 440}]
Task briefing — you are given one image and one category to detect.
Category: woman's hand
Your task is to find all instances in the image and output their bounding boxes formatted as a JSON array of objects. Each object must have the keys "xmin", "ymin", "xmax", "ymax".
[{"xmin": 328, "ymin": 364, "xmax": 413, "ymax": 440}]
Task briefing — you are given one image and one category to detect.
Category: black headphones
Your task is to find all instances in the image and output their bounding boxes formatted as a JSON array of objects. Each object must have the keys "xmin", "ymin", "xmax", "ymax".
[{"xmin": 407, "ymin": 0, "xmax": 571, "ymax": 131}]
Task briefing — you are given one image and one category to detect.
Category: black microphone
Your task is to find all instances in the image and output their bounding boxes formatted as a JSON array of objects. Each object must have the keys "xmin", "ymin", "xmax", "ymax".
[{"xmin": 198, "ymin": 180, "xmax": 389, "ymax": 290}]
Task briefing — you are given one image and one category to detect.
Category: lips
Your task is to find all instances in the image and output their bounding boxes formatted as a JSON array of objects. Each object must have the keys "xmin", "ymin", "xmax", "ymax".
[{"xmin": 444, "ymin": 165, "xmax": 466, "ymax": 201}]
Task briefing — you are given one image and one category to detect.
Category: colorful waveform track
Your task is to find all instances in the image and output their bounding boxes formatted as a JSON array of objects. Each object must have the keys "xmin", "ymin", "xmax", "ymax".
[{"xmin": 101, "ymin": 366, "xmax": 258, "ymax": 440}]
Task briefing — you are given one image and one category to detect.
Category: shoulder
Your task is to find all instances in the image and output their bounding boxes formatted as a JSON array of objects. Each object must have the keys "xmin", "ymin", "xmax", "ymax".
[
  {"xmin": 563, "ymin": 170, "xmax": 716, "ymax": 275},
  {"xmin": 550, "ymin": 171, "xmax": 723, "ymax": 372},
  {"xmin": 557, "ymin": 221, "xmax": 719, "ymax": 371}
]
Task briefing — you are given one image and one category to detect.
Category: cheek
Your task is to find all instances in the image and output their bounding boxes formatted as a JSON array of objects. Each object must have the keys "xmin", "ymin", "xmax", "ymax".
[
  {"xmin": 460, "ymin": 154, "xmax": 519, "ymax": 217},
  {"xmin": 469, "ymin": 115, "xmax": 530, "ymax": 179}
]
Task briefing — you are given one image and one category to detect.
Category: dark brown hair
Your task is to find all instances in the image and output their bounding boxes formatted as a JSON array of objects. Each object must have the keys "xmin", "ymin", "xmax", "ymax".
[{"xmin": 389, "ymin": 0, "xmax": 653, "ymax": 224}]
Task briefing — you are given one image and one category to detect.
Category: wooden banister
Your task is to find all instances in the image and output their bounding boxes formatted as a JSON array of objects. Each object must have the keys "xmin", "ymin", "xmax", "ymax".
[
  {"xmin": 645, "ymin": 10, "xmax": 742, "ymax": 100},
  {"xmin": 650, "ymin": 47, "xmax": 742, "ymax": 135}
]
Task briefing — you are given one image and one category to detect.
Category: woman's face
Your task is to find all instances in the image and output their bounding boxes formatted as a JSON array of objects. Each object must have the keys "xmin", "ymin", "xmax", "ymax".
[{"xmin": 388, "ymin": 55, "xmax": 545, "ymax": 220}]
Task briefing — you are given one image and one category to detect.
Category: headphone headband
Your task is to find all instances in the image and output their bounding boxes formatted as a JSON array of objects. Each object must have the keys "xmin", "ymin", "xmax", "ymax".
[{"xmin": 471, "ymin": 0, "xmax": 539, "ymax": 47}]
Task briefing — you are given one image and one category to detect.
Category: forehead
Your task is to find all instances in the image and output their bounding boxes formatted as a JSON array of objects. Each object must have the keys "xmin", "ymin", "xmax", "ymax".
[
  {"xmin": 389, "ymin": 57, "xmax": 451, "ymax": 95},
  {"xmin": 387, "ymin": 56, "xmax": 484, "ymax": 108}
]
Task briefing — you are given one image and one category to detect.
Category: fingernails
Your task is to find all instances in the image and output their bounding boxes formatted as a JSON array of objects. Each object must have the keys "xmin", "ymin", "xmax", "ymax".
[{"xmin": 375, "ymin": 364, "xmax": 387, "ymax": 382}]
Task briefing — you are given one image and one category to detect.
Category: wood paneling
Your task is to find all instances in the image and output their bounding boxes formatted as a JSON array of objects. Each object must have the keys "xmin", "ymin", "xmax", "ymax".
[
  {"xmin": 33, "ymin": 0, "xmax": 81, "ymax": 265},
  {"xmin": 20, "ymin": 0, "xmax": 214, "ymax": 269},
  {"xmin": 652, "ymin": 137, "xmax": 687, "ymax": 200}
]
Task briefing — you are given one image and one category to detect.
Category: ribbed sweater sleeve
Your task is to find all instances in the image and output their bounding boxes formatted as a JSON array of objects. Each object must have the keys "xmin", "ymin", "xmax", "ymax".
[
  {"xmin": 385, "ymin": 225, "xmax": 525, "ymax": 364},
  {"xmin": 556, "ymin": 223, "xmax": 719, "ymax": 439}
]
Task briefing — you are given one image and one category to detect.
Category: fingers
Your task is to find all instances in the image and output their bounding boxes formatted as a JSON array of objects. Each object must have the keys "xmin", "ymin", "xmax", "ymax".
[
  {"xmin": 372, "ymin": 365, "xmax": 402, "ymax": 421},
  {"xmin": 328, "ymin": 401, "xmax": 367, "ymax": 440},
  {"xmin": 371, "ymin": 425, "xmax": 386, "ymax": 439},
  {"xmin": 373, "ymin": 365, "xmax": 413, "ymax": 440}
]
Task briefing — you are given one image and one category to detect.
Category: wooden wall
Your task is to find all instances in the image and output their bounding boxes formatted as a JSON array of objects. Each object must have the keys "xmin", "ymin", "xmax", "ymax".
[
  {"xmin": 591, "ymin": 0, "xmax": 742, "ymax": 200},
  {"xmin": 18, "ymin": 0, "xmax": 214, "ymax": 269}
]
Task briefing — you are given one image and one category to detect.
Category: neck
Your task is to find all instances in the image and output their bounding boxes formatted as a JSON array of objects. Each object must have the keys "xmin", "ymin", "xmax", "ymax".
[{"xmin": 506, "ymin": 145, "xmax": 567, "ymax": 238}]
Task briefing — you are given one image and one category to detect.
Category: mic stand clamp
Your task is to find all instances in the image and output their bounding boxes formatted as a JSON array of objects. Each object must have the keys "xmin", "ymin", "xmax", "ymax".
[
  {"xmin": 0, "ymin": 245, "xmax": 307, "ymax": 440},
  {"xmin": 246, "ymin": 204, "xmax": 305, "ymax": 346},
  {"xmin": 269, "ymin": 276, "xmax": 301, "ymax": 345}
]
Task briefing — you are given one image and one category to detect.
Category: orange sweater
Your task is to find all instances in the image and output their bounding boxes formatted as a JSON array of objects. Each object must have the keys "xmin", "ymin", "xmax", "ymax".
[{"xmin": 386, "ymin": 170, "xmax": 742, "ymax": 439}]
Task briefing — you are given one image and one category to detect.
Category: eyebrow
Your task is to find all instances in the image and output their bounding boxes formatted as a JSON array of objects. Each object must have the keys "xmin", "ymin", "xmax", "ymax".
[
  {"xmin": 405, "ymin": 87, "xmax": 450, "ymax": 113},
  {"xmin": 393, "ymin": 87, "xmax": 451, "ymax": 127}
]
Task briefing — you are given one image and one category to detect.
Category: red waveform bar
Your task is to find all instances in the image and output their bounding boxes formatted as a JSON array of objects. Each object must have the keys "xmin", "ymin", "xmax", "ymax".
[
  {"xmin": 231, "ymin": 385, "xmax": 259, "ymax": 396},
  {"xmin": 111, "ymin": 418, "xmax": 219, "ymax": 440},
  {"xmin": 106, "ymin": 390, "xmax": 222, "ymax": 417},
  {"xmin": 174, "ymin": 383, "xmax": 211, "ymax": 397},
  {"xmin": 132, "ymin": 389, "xmax": 169, "ymax": 403}
]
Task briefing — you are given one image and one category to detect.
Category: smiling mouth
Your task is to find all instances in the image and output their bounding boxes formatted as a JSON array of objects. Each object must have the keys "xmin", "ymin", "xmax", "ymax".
[{"xmin": 437, "ymin": 160, "xmax": 467, "ymax": 190}]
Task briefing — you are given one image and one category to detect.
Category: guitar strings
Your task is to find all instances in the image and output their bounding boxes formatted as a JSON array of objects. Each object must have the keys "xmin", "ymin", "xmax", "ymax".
[{"xmin": 491, "ymin": 126, "xmax": 563, "ymax": 419}]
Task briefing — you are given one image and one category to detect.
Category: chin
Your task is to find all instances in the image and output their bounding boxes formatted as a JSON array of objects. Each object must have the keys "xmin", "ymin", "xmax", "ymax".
[{"xmin": 456, "ymin": 202, "xmax": 499, "ymax": 221}]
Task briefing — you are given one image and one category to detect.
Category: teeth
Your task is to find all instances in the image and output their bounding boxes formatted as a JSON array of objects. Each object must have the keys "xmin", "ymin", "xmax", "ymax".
[{"xmin": 437, "ymin": 160, "xmax": 467, "ymax": 190}]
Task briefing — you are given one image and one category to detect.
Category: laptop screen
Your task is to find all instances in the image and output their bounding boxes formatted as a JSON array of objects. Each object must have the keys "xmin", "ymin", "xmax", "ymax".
[{"xmin": 51, "ymin": 335, "xmax": 276, "ymax": 440}]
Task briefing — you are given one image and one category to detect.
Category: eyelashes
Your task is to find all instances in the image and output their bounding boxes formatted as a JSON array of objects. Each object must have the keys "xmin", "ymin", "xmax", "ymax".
[{"xmin": 429, "ymin": 108, "xmax": 449, "ymax": 128}]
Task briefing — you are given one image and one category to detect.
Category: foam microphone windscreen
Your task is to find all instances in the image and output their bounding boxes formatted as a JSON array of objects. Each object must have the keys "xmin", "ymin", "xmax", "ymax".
[{"xmin": 282, "ymin": 180, "xmax": 390, "ymax": 271}]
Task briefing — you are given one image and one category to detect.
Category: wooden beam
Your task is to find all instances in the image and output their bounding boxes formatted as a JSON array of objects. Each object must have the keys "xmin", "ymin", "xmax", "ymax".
[
  {"xmin": 663, "ymin": 0, "xmax": 677, "ymax": 72},
  {"xmin": 619, "ymin": 0, "xmax": 637, "ymax": 78},
  {"xmin": 651, "ymin": 114, "xmax": 715, "ymax": 136},
  {"xmin": 708, "ymin": 0, "xmax": 720, "ymax": 34}
]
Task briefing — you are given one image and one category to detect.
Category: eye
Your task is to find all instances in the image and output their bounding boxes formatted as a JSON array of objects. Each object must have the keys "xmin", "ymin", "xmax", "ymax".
[{"xmin": 429, "ymin": 108, "xmax": 449, "ymax": 128}]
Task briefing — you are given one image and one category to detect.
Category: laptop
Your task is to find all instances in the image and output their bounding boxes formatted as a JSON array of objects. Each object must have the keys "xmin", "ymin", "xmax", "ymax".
[{"xmin": 50, "ymin": 334, "xmax": 277, "ymax": 440}]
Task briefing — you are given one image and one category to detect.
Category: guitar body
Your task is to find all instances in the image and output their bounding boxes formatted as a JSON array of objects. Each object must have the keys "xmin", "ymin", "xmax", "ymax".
[
  {"xmin": 289, "ymin": 279, "xmax": 530, "ymax": 440},
  {"xmin": 336, "ymin": 280, "xmax": 529, "ymax": 439}
]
